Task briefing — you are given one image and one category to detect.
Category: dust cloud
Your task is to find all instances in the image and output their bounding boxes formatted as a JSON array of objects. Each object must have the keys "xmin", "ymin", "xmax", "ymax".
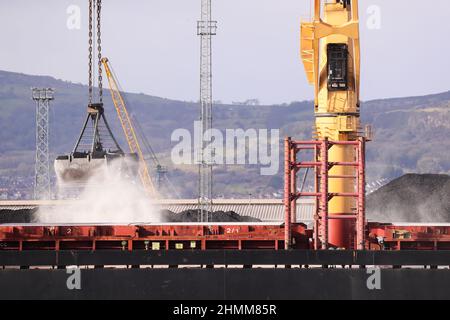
[{"xmin": 36, "ymin": 160, "xmax": 161, "ymax": 224}]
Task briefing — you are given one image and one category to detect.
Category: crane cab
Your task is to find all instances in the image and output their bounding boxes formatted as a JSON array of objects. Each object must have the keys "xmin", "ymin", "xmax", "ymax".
[{"xmin": 327, "ymin": 43, "xmax": 348, "ymax": 91}]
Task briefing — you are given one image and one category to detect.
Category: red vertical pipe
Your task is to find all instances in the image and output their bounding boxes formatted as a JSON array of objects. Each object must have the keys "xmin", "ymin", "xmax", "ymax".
[
  {"xmin": 357, "ymin": 138, "xmax": 366, "ymax": 250},
  {"xmin": 290, "ymin": 147, "xmax": 297, "ymax": 224},
  {"xmin": 284, "ymin": 137, "xmax": 292, "ymax": 250},
  {"xmin": 320, "ymin": 139, "xmax": 329, "ymax": 249},
  {"xmin": 351, "ymin": 143, "xmax": 359, "ymax": 251},
  {"xmin": 313, "ymin": 144, "xmax": 320, "ymax": 250}
]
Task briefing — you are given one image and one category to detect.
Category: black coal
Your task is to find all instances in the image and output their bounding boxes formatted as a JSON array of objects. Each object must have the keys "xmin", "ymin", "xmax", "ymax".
[
  {"xmin": 367, "ymin": 174, "xmax": 450, "ymax": 222},
  {"xmin": 0, "ymin": 208, "xmax": 260, "ymax": 224},
  {"xmin": 0, "ymin": 209, "xmax": 36, "ymax": 224},
  {"xmin": 161, "ymin": 209, "xmax": 261, "ymax": 223}
]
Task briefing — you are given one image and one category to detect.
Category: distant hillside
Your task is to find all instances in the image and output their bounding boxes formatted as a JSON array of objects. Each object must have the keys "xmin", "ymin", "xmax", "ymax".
[{"xmin": 0, "ymin": 70, "xmax": 449, "ymax": 198}]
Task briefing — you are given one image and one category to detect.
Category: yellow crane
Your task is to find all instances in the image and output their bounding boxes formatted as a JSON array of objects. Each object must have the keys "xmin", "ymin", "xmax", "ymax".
[
  {"xmin": 101, "ymin": 57, "xmax": 158, "ymax": 198},
  {"xmin": 300, "ymin": 0, "xmax": 363, "ymax": 248}
]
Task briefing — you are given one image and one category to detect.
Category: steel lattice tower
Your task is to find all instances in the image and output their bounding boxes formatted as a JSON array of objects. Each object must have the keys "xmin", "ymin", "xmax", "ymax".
[
  {"xmin": 197, "ymin": 0, "xmax": 217, "ymax": 222},
  {"xmin": 32, "ymin": 88, "xmax": 54, "ymax": 200}
]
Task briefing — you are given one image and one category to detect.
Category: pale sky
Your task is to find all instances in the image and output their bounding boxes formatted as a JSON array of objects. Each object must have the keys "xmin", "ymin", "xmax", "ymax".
[{"xmin": 0, "ymin": 0, "xmax": 449, "ymax": 104}]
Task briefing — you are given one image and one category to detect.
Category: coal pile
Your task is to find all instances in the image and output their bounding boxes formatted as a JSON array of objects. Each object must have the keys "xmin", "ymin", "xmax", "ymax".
[
  {"xmin": 0, "ymin": 208, "xmax": 260, "ymax": 224},
  {"xmin": 161, "ymin": 209, "xmax": 261, "ymax": 223},
  {"xmin": 367, "ymin": 174, "xmax": 450, "ymax": 222},
  {"xmin": 0, "ymin": 208, "xmax": 35, "ymax": 224}
]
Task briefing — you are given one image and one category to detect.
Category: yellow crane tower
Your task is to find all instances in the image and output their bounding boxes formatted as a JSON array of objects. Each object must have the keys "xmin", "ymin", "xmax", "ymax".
[
  {"xmin": 301, "ymin": 0, "xmax": 363, "ymax": 248},
  {"xmin": 101, "ymin": 57, "xmax": 158, "ymax": 198}
]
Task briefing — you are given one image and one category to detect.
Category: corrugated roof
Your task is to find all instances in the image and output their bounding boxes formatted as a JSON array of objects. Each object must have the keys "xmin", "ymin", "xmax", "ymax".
[{"xmin": 158, "ymin": 203, "xmax": 314, "ymax": 222}]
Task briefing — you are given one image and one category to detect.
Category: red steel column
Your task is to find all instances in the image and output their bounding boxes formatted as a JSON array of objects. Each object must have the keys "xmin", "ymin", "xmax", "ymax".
[
  {"xmin": 284, "ymin": 137, "xmax": 292, "ymax": 250},
  {"xmin": 314, "ymin": 144, "xmax": 320, "ymax": 250},
  {"xmin": 357, "ymin": 138, "xmax": 366, "ymax": 250},
  {"xmin": 290, "ymin": 146, "xmax": 297, "ymax": 224},
  {"xmin": 320, "ymin": 139, "xmax": 329, "ymax": 249}
]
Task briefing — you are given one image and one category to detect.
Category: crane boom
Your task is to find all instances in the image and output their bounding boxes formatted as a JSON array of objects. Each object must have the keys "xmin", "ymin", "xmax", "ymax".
[{"xmin": 101, "ymin": 57, "xmax": 158, "ymax": 198}]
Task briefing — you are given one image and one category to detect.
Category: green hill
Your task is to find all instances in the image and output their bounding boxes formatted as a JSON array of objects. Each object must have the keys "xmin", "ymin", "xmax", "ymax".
[{"xmin": 0, "ymin": 70, "xmax": 449, "ymax": 198}]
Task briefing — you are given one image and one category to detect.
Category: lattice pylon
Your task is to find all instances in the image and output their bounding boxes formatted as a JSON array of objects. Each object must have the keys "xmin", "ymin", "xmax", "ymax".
[
  {"xmin": 32, "ymin": 88, "xmax": 54, "ymax": 200},
  {"xmin": 196, "ymin": 0, "xmax": 217, "ymax": 222}
]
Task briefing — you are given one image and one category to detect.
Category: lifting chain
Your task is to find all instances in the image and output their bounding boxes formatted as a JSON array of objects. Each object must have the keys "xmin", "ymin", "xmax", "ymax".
[
  {"xmin": 88, "ymin": 0, "xmax": 93, "ymax": 104},
  {"xmin": 96, "ymin": 0, "xmax": 103, "ymax": 103},
  {"xmin": 88, "ymin": 0, "xmax": 102, "ymax": 104}
]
